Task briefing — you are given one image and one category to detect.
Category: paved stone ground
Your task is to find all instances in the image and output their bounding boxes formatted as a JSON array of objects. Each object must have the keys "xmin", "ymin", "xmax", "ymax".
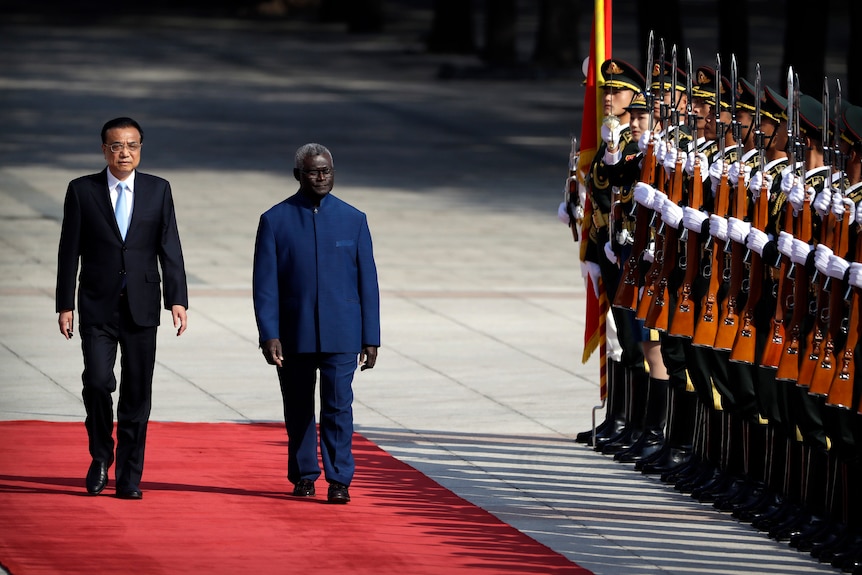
[{"xmin": 0, "ymin": 4, "xmax": 847, "ymax": 573}]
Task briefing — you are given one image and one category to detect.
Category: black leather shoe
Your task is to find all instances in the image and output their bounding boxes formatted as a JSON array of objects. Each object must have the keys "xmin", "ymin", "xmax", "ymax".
[
  {"xmin": 292, "ymin": 479, "xmax": 316, "ymax": 497},
  {"xmin": 116, "ymin": 488, "xmax": 143, "ymax": 500},
  {"xmin": 85, "ymin": 460, "xmax": 109, "ymax": 495},
  {"xmin": 327, "ymin": 482, "xmax": 350, "ymax": 504}
]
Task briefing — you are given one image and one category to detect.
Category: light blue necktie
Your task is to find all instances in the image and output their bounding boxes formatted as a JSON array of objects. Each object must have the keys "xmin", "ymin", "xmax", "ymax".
[{"xmin": 115, "ymin": 182, "xmax": 129, "ymax": 240}]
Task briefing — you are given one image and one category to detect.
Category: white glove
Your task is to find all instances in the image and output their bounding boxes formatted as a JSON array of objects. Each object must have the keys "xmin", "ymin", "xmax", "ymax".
[
  {"xmin": 786, "ymin": 179, "xmax": 806, "ymax": 212},
  {"xmin": 649, "ymin": 190, "xmax": 667, "ymax": 211},
  {"xmin": 638, "ymin": 132, "xmax": 652, "ymax": 155},
  {"xmin": 826, "ymin": 254, "xmax": 850, "ymax": 280},
  {"xmin": 848, "ymin": 262, "xmax": 862, "ymax": 290},
  {"xmin": 777, "ymin": 231, "xmax": 794, "ymax": 257},
  {"xmin": 709, "ymin": 159, "xmax": 725, "ymax": 191},
  {"xmin": 662, "ymin": 200, "xmax": 683, "ymax": 228},
  {"xmin": 728, "ymin": 162, "xmax": 751, "ymax": 186},
  {"xmin": 616, "ymin": 228, "xmax": 634, "ymax": 246},
  {"xmin": 837, "ymin": 197, "xmax": 855, "ymax": 221},
  {"xmin": 685, "ymin": 152, "xmax": 709, "ymax": 182},
  {"xmin": 683, "ymin": 206, "xmax": 709, "ymax": 232},
  {"xmin": 656, "ymin": 140, "xmax": 668, "ymax": 165},
  {"xmin": 780, "ymin": 167, "xmax": 795, "ymax": 195},
  {"xmin": 812, "ymin": 189, "xmax": 832, "ymax": 217},
  {"xmin": 749, "ymin": 171, "xmax": 773, "ymax": 200},
  {"xmin": 727, "ymin": 217, "xmax": 751, "ymax": 244},
  {"xmin": 857, "ymin": 201, "xmax": 862, "ymax": 225},
  {"xmin": 557, "ymin": 201, "xmax": 570, "ymax": 225},
  {"xmin": 603, "ymin": 241, "xmax": 618, "ymax": 264},
  {"xmin": 813, "ymin": 244, "xmax": 833, "ymax": 275},
  {"xmin": 663, "ymin": 143, "xmax": 679, "ymax": 176},
  {"xmin": 746, "ymin": 228, "xmax": 769, "ymax": 255},
  {"xmin": 633, "ymin": 181, "xmax": 656, "ymax": 207},
  {"xmin": 601, "ymin": 121, "xmax": 623, "ymax": 149},
  {"xmin": 643, "ymin": 240, "xmax": 655, "ymax": 262},
  {"xmin": 790, "ymin": 239, "xmax": 813, "ymax": 265},
  {"xmin": 709, "ymin": 214, "xmax": 728, "ymax": 241}
]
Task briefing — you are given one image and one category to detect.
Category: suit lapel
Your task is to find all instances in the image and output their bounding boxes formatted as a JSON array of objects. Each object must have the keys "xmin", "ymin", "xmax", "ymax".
[{"xmin": 91, "ymin": 169, "xmax": 124, "ymax": 240}]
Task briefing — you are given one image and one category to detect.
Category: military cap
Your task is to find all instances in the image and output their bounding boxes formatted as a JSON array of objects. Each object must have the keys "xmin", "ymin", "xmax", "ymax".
[
  {"xmin": 764, "ymin": 86, "xmax": 788, "ymax": 121},
  {"xmin": 693, "ymin": 66, "xmax": 733, "ymax": 110},
  {"xmin": 797, "ymin": 92, "xmax": 823, "ymax": 138},
  {"xmin": 625, "ymin": 91, "xmax": 649, "ymax": 112},
  {"xmin": 736, "ymin": 78, "xmax": 759, "ymax": 113},
  {"xmin": 841, "ymin": 104, "xmax": 862, "ymax": 147},
  {"xmin": 692, "ymin": 66, "xmax": 717, "ymax": 98},
  {"xmin": 600, "ymin": 59, "xmax": 645, "ymax": 93},
  {"xmin": 649, "ymin": 60, "xmax": 687, "ymax": 93}
]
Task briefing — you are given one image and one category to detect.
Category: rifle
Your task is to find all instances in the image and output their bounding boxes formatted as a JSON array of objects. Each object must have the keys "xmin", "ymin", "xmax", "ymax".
[
  {"xmin": 826, "ymin": 278, "xmax": 860, "ymax": 409},
  {"xmin": 564, "ymin": 137, "xmax": 581, "ymax": 242},
  {"xmin": 776, "ymin": 74, "xmax": 811, "ymax": 382},
  {"xmin": 811, "ymin": 80, "xmax": 854, "ymax": 395},
  {"xmin": 613, "ymin": 32, "xmax": 656, "ymax": 311},
  {"xmin": 635, "ymin": 39, "xmax": 669, "ymax": 320},
  {"xmin": 644, "ymin": 45, "xmax": 683, "ymax": 330},
  {"xmin": 729, "ymin": 63, "xmax": 766, "ymax": 363},
  {"xmin": 669, "ymin": 48, "xmax": 703, "ymax": 337},
  {"xmin": 692, "ymin": 53, "xmax": 730, "ymax": 348},
  {"xmin": 798, "ymin": 77, "xmax": 836, "ymax": 390},
  {"xmin": 761, "ymin": 67, "xmax": 797, "ymax": 368},
  {"xmin": 714, "ymin": 55, "xmax": 747, "ymax": 351}
]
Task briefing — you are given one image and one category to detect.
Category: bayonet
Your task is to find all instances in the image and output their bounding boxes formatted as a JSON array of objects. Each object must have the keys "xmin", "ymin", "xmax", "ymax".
[
  {"xmin": 716, "ymin": 54, "xmax": 725, "ymax": 162},
  {"xmin": 755, "ymin": 63, "xmax": 764, "ymax": 173},
  {"xmin": 658, "ymin": 39, "xmax": 667, "ymax": 130},
  {"xmin": 730, "ymin": 54, "xmax": 740, "ymax": 145},
  {"xmin": 836, "ymin": 79, "xmax": 846, "ymax": 197},
  {"xmin": 645, "ymin": 30, "xmax": 655, "ymax": 132},
  {"xmin": 686, "ymin": 48, "xmax": 696, "ymax": 138},
  {"xmin": 794, "ymin": 72, "xmax": 805, "ymax": 179},
  {"xmin": 671, "ymin": 44, "xmax": 680, "ymax": 151},
  {"xmin": 786, "ymin": 66, "xmax": 795, "ymax": 165}
]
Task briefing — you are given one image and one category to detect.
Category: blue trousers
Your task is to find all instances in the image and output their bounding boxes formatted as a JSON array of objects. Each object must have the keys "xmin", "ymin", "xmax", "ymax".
[{"xmin": 276, "ymin": 352, "xmax": 356, "ymax": 486}]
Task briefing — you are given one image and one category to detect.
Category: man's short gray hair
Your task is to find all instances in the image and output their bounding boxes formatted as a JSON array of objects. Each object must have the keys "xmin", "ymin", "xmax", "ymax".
[{"xmin": 294, "ymin": 143, "xmax": 333, "ymax": 170}]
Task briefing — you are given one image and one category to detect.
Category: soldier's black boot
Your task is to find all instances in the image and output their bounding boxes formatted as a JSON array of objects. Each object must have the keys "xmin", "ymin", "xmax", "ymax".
[
  {"xmin": 598, "ymin": 367, "xmax": 649, "ymax": 454},
  {"xmin": 576, "ymin": 358, "xmax": 626, "ymax": 445},
  {"xmin": 640, "ymin": 387, "xmax": 696, "ymax": 473},
  {"xmin": 615, "ymin": 377, "xmax": 668, "ymax": 463}
]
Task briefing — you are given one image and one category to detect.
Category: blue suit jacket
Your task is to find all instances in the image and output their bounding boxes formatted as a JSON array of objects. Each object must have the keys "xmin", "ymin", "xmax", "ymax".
[{"xmin": 253, "ymin": 191, "xmax": 380, "ymax": 354}]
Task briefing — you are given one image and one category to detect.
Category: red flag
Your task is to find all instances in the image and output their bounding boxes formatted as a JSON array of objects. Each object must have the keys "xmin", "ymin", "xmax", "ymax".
[{"xmin": 578, "ymin": 0, "xmax": 612, "ymax": 401}]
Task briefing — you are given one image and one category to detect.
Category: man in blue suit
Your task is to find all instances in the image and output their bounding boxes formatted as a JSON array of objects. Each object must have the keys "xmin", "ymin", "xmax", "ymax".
[{"xmin": 253, "ymin": 143, "xmax": 380, "ymax": 504}]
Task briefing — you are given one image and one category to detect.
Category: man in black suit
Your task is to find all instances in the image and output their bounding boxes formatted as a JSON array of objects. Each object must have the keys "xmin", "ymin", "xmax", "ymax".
[{"xmin": 56, "ymin": 117, "xmax": 188, "ymax": 500}]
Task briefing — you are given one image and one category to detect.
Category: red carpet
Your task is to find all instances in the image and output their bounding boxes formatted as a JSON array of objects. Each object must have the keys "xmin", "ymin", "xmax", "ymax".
[{"xmin": 0, "ymin": 421, "xmax": 590, "ymax": 575}]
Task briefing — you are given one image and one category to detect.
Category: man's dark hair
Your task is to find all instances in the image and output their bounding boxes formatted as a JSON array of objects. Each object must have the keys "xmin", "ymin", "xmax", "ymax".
[{"xmin": 101, "ymin": 117, "xmax": 144, "ymax": 143}]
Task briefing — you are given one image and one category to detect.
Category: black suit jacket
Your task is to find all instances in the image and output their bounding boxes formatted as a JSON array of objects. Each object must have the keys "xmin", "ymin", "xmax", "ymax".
[{"xmin": 56, "ymin": 168, "xmax": 188, "ymax": 327}]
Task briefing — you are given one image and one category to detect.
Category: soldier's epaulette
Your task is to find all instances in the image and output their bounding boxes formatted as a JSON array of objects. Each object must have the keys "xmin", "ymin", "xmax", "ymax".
[
  {"xmin": 845, "ymin": 181, "xmax": 862, "ymax": 205},
  {"xmin": 620, "ymin": 126, "xmax": 634, "ymax": 145},
  {"xmin": 739, "ymin": 148, "xmax": 759, "ymax": 169},
  {"xmin": 699, "ymin": 139, "xmax": 719, "ymax": 160},
  {"xmin": 764, "ymin": 157, "xmax": 789, "ymax": 181},
  {"xmin": 804, "ymin": 166, "xmax": 830, "ymax": 193},
  {"xmin": 722, "ymin": 144, "xmax": 741, "ymax": 165}
]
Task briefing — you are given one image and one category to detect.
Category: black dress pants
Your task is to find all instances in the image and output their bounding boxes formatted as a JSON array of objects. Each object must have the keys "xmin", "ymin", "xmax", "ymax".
[{"xmin": 80, "ymin": 293, "xmax": 157, "ymax": 490}]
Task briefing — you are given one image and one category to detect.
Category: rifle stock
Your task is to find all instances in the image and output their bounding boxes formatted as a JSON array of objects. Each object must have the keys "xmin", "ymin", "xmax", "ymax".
[
  {"xmin": 692, "ymin": 170, "xmax": 731, "ymax": 347},
  {"xmin": 644, "ymin": 150, "xmax": 685, "ymax": 330},
  {"xmin": 760, "ymin": 205, "xmax": 796, "ymax": 368},
  {"xmin": 729, "ymin": 174, "xmax": 770, "ymax": 363},
  {"xmin": 669, "ymin": 159, "xmax": 704, "ymax": 337},
  {"xmin": 809, "ymin": 213, "xmax": 852, "ymax": 394},
  {"xmin": 713, "ymin": 174, "xmax": 749, "ymax": 351},
  {"xmin": 775, "ymin": 197, "xmax": 813, "ymax": 382},
  {"xmin": 613, "ymin": 139, "xmax": 658, "ymax": 310},
  {"xmin": 826, "ymin": 287, "xmax": 859, "ymax": 409}
]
